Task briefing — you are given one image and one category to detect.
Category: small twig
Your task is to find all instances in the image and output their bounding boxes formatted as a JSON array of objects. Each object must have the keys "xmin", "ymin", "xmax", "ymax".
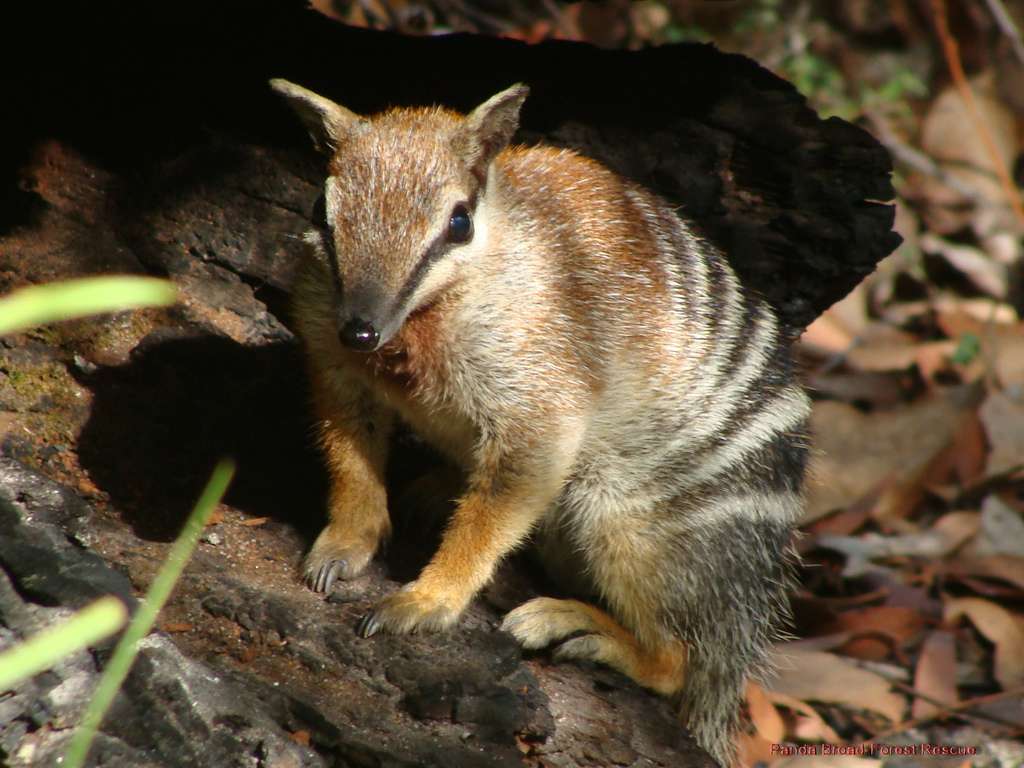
[
  {"xmin": 865, "ymin": 111, "xmax": 999, "ymax": 207},
  {"xmin": 812, "ymin": 336, "xmax": 863, "ymax": 376},
  {"xmin": 854, "ymin": 684, "xmax": 1024, "ymax": 745},
  {"xmin": 888, "ymin": 680, "xmax": 1021, "ymax": 732},
  {"xmin": 983, "ymin": 0, "xmax": 1024, "ymax": 65},
  {"xmin": 849, "ymin": 633, "xmax": 912, "ymax": 668},
  {"xmin": 439, "ymin": 0, "xmax": 514, "ymax": 34},
  {"xmin": 539, "ymin": 0, "xmax": 575, "ymax": 39},
  {"xmin": 930, "ymin": 0, "xmax": 1024, "ymax": 227}
]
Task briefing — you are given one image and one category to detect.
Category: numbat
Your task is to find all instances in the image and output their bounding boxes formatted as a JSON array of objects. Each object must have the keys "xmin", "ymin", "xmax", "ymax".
[{"xmin": 272, "ymin": 78, "xmax": 811, "ymax": 767}]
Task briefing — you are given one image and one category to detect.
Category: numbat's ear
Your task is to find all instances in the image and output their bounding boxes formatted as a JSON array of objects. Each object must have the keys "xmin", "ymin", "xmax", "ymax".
[
  {"xmin": 269, "ymin": 78, "xmax": 366, "ymax": 154},
  {"xmin": 455, "ymin": 83, "xmax": 530, "ymax": 183}
]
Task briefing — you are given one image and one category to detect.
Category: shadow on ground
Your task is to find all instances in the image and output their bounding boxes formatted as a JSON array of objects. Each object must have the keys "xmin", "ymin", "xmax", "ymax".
[
  {"xmin": 74, "ymin": 332, "xmax": 453, "ymax": 582},
  {"xmin": 75, "ymin": 334, "xmax": 327, "ymax": 540}
]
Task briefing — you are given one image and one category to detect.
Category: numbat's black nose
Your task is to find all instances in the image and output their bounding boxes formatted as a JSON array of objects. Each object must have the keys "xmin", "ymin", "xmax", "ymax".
[{"xmin": 340, "ymin": 318, "xmax": 379, "ymax": 351}]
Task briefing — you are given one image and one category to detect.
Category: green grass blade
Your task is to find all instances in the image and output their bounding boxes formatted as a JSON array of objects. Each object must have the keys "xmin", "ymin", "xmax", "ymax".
[
  {"xmin": 63, "ymin": 459, "xmax": 236, "ymax": 768},
  {"xmin": 0, "ymin": 597, "xmax": 128, "ymax": 691},
  {"xmin": 0, "ymin": 276, "xmax": 177, "ymax": 336}
]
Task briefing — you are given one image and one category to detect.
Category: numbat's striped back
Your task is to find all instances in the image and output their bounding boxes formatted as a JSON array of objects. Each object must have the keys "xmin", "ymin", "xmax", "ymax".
[{"xmin": 534, "ymin": 171, "xmax": 810, "ymax": 766}]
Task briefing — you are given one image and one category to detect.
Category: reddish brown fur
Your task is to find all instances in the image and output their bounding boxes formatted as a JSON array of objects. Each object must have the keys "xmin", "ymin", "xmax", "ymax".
[
  {"xmin": 557, "ymin": 599, "xmax": 687, "ymax": 694},
  {"xmin": 361, "ymin": 296, "xmax": 449, "ymax": 397},
  {"xmin": 304, "ymin": 360, "xmax": 393, "ymax": 580}
]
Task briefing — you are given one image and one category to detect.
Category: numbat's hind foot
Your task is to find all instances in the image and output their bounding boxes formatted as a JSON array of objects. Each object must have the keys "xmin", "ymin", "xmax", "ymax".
[{"xmin": 502, "ymin": 597, "xmax": 686, "ymax": 696}]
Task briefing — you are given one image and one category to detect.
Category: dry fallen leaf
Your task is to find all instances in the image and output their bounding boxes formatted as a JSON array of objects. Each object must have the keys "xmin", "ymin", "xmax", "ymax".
[
  {"xmin": 990, "ymin": 331, "xmax": 1024, "ymax": 388},
  {"xmin": 769, "ymin": 648, "xmax": 905, "ymax": 723},
  {"xmin": 932, "ymin": 510, "xmax": 984, "ymax": 552},
  {"xmin": 829, "ymin": 606, "xmax": 927, "ymax": 661},
  {"xmin": 935, "ymin": 308, "xmax": 987, "ymax": 339},
  {"xmin": 817, "ymin": 511, "xmax": 980, "ymax": 577},
  {"xmin": 884, "ymin": 296, "xmax": 1020, "ymax": 328},
  {"xmin": 747, "ymin": 681, "xmax": 786, "ymax": 742},
  {"xmin": 979, "ymin": 390, "xmax": 1024, "ymax": 477},
  {"xmin": 943, "ymin": 554, "xmax": 1024, "ymax": 592},
  {"xmin": 965, "ymin": 495, "xmax": 1024, "ymax": 559},
  {"xmin": 736, "ymin": 731, "xmax": 776, "ymax": 768},
  {"xmin": 932, "ymin": 410, "xmax": 987, "ymax": 487},
  {"xmin": 781, "ymin": 633, "xmax": 855, "ymax": 654},
  {"xmin": 828, "ymin": 284, "xmax": 873, "ymax": 339},
  {"xmin": 933, "ymin": 309, "xmax": 1024, "ymax": 387},
  {"xmin": 805, "ymin": 389, "xmax": 979, "ymax": 523},
  {"xmin": 805, "ymin": 371, "xmax": 907, "ymax": 408},
  {"xmin": 881, "ymin": 583, "xmax": 945, "ymax": 617},
  {"xmin": 953, "ymin": 575, "xmax": 1024, "ymax": 600},
  {"xmin": 739, "ymin": 682, "xmax": 786, "ymax": 766},
  {"xmin": 917, "ymin": 73, "xmax": 1021, "ymax": 237},
  {"xmin": 844, "ymin": 339, "xmax": 955, "ymax": 375},
  {"xmin": 920, "ymin": 232, "xmax": 1009, "ymax": 298},
  {"xmin": 806, "ymin": 501, "xmax": 872, "ymax": 537},
  {"xmin": 800, "ymin": 282, "xmax": 878, "ymax": 360},
  {"xmin": 767, "ymin": 690, "xmax": 842, "ymax": 742},
  {"xmin": 813, "ymin": 535, "xmax": 896, "ymax": 578},
  {"xmin": 801, "ymin": 312, "xmax": 857, "ymax": 356},
  {"xmin": 944, "ymin": 597, "xmax": 1024, "ymax": 689},
  {"xmin": 912, "ymin": 630, "xmax": 959, "ymax": 719}
]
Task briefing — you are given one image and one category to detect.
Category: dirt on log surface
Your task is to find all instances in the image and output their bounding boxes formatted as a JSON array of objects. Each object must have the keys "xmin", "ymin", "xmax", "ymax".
[{"xmin": 0, "ymin": 2, "xmax": 899, "ymax": 767}]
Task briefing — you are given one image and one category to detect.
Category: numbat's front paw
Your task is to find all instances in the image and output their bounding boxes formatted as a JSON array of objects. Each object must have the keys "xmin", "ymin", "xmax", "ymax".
[
  {"xmin": 303, "ymin": 528, "xmax": 380, "ymax": 593},
  {"xmin": 356, "ymin": 583, "xmax": 463, "ymax": 637}
]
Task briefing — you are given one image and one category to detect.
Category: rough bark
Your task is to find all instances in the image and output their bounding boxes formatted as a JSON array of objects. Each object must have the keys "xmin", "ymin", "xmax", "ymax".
[{"xmin": 0, "ymin": 2, "xmax": 900, "ymax": 767}]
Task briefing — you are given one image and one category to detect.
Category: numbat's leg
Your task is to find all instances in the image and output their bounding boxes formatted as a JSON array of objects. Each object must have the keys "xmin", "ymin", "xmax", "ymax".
[
  {"xmin": 502, "ymin": 598, "xmax": 686, "ymax": 696},
  {"xmin": 304, "ymin": 371, "xmax": 394, "ymax": 593}
]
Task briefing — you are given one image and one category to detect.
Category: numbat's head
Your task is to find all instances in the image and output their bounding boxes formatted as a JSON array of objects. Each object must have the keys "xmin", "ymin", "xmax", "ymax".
[{"xmin": 271, "ymin": 79, "xmax": 529, "ymax": 352}]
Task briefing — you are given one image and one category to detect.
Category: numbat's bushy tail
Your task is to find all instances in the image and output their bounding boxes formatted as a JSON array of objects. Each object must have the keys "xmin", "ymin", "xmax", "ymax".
[{"xmin": 272, "ymin": 77, "xmax": 810, "ymax": 767}]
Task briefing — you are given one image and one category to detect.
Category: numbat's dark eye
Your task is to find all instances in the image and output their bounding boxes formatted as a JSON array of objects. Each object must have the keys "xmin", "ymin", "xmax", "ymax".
[
  {"xmin": 311, "ymin": 192, "xmax": 327, "ymax": 229},
  {"xmin": 447, "ymin": 204, "xmax": 473, "ymax": 244}
]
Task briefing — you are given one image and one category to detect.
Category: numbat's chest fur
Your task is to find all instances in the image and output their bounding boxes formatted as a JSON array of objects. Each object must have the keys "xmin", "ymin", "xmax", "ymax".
[{"xmin": 273, "ymin": 78, "xmax": 810, "ymax": 768}]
